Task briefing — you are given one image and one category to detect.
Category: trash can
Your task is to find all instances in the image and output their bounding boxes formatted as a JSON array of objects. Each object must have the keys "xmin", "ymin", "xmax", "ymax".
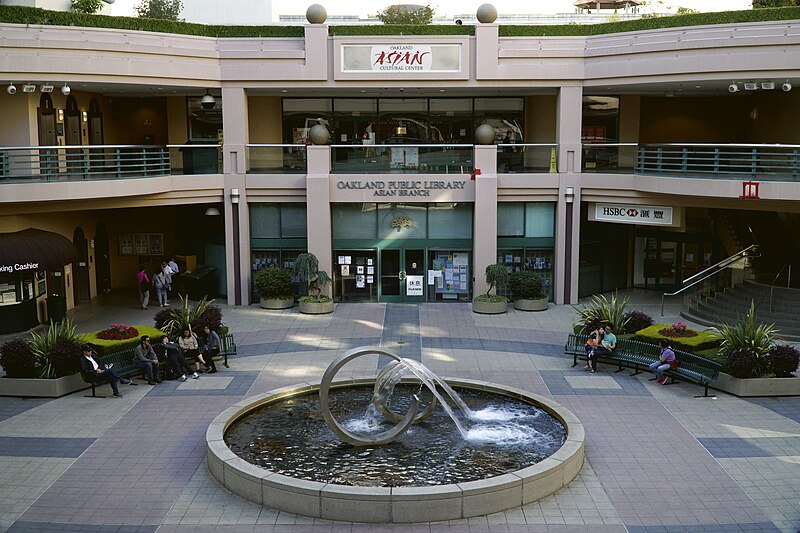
[
  {"xmin": 179, "ymin": 265, "xmax": 218, "ymax": 300},
  {"xmin": 180, "ymin": 139, "xmax": 219, "ymax": 175},
  {"xmin": 47, "ymin": 296, "xmax": 67, "ymax": 323}
]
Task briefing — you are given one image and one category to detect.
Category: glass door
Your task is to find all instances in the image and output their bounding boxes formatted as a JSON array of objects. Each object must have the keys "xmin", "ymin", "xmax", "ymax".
[{"xmin": 380, "ymin": 249, "xmax": 426, "ymax": 302}]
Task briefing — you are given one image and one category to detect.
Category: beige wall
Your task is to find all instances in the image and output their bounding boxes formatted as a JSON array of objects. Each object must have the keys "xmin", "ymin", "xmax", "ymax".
[
  {"xmin": 0, "ymin": 93, "xmax": 33, "ymax": 146},
  {"xmin": 248, "ymin": 96, "xmax": 282, "ymax": 143},
  {"xmin": 525, "ymin": 95, "xmax": 557, "ymax": 143}
]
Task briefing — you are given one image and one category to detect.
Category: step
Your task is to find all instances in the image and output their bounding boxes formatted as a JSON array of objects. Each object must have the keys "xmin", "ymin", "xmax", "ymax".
[
  {"xmin": 682, "ymin": 308, "xmax": 800, "ymax": 342},
  {"xmin": 692, "ymin": 302, "xmax": 800, "ymax": 333}
]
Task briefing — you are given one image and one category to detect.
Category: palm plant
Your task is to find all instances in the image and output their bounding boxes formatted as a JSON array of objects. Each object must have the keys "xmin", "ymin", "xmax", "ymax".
[
  {"xmin": 572, "ymin": 292, "xmax": 630, "ymax": 333},
  {"xmin": 30, "ymin": 318, "xmax": 83, "ymax": 378},
  {"xmin": 293, "ymin": 253, "xmax": 332, "ymax": 302},
  {"xmin": 159, "ymin": 294, "xmax": 215, "ymax": 337}
]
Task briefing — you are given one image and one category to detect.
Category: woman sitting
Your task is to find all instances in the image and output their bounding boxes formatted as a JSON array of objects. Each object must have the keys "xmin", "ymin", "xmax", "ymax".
[
  {"xmin": 178, "ymin": 328, "xmax": 212, "ymax": 374},
  {"xmin": 201, "ymin": 325, "xmax": 219, "ymax": 374}
]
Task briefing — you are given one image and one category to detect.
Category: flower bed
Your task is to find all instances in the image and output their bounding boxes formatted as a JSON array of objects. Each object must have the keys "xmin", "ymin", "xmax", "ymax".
[
  {"xmin": 82, "ymin": 325, "xmax": 165, "ymax": 355},
  {"xmin": 635, "ymin": 324, "xmax": 720, "ymax": 353},
  {"xmin": 658, "ymin": 322, "xmax": 697, "ymax": 338},
  {"xmin": 96, "ymin": 323, "xmax": 139, "ymax": 341}
]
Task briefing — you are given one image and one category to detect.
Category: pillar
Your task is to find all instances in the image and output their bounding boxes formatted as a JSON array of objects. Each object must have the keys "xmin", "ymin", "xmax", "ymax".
[
  {"xmin": 306, "ymin": 145, "xmax": 333, "ymax": 297},
  {"xmin": 473, "ymin": 145, "xmax": 498, "ymax": 296}
]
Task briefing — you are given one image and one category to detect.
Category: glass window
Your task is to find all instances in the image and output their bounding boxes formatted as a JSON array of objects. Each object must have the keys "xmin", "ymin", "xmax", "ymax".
[
  {"xmin": 430, "ymin": 98, "xmax": 472, "ymax": 144},
  {"xmin": 378, "ymin": 99, "xmax": 431, "ymax": 144},
  {"xmin": 582, "ymin": 96, "xmax": 619, "ymax": 142},
  {"xmin": 525, "ymin": 203, "xmax": 555, "ymax": 238},
  {"xmin": 332, "ymin": 203, "xmax": 377, "ymax": 239},
  {"xmin": 497, "ymin": 204, "xmax": 525, "ymax": 237},
  {"xmin": 250, "ymin": 204, "xmax": 281, "ymax": 239},
  {"xmin": 282, "ymin": 98, "xmax": 332, "ymax": 144},
  {"xmin": 474, "ymin": 97, "xmax": 524, "ymax": 144},
  {"xmin": 188, "ymin": 96, "xmax": 223, "ymax": 140},
  {"xmin": 333, "ymin": 99, "xmax": 378, "ymax": 145},
  {"xmin": 428, "ymin": 203, "xmax": 473, "ymax": 239},
  {"xmin": 280, "ymin": 204, "xmax": 307, "ymax": 238},
  {"xmin": 377, "ymin": 203, "xmax": 427, "ymax": 239}
]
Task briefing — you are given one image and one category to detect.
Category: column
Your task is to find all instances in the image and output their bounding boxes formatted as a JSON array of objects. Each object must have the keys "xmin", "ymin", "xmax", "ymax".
[
  {"xmin": 474, "ymin": 24, "xmax": 499, "ymax": 80},
  {"xmin": 554, "ymin": 86, "xmax": 583, "ymax": 305},
  {"xmin": 222, "ymin": 87, "xmax": 250, "ymax": 305},
  {"xmin": 473, "ymin": 145, "xmax": 498, "ymax": 296},
  {"xmin": 306, "ymin": 145, "xmax": 333, "ymax": 297}
]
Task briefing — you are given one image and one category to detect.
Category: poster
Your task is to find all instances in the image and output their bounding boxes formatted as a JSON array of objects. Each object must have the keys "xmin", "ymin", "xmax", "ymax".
[
  {"xmin": 344, "ymin": 256, "xmax": 352, "ymax": 265},
  {"xmin": 406, "ymin": 275, "xmax": 424, "ymax": 296},
  {"xmin": 367, "ymin": 258, "xmax": 373, "ymax": 266},
  {"xmin": 134, "ymin": 234, "xmax": 149, "ymax": 255},
  {"xmin": 367, "ymin": 275, "xmax": 374, "ymax": 284},
  {"xmin": 341, "ymin": 265, "xmax": 350, "ymax": 276},
  {"xmin": 367, "ymin": 266, "xmax": 374, "ymax": 275},
  {"xmin": 338, "ymin": 256, "xmax": 345, "ymax": 265},
  {"xmin": 356, "ymin": 275, "xmax": 365, "ymax": 288},
  {"xmin": 119, "ymin": 233, "xmax": 133, "ymax": 255},
  {"xmin": 357, "ymin": 266, "xmax": 364, "ymax": 275}
]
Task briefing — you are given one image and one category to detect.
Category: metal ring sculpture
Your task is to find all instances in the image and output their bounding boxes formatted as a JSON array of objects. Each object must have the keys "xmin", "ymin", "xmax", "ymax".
[
  {"xmin": 320, "ymin": 346, "xmax": 420, "ymax": 446},
  {"xmin": 373, "ymin": 360, "xmax": 438, "ymax": 424}
]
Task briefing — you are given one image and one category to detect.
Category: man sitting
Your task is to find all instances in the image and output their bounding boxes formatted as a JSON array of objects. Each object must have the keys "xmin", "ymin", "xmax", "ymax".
[
  {"xmin": 79, "ymin": 344, "xmax": 131, "ymax": 397},
  {"xmin": 589, "ymin": 324, "xmax": 616, "ymax": 374},
  {"xmin": 133, "ymin": 335, "xmax": 162, "ymax": 385},
  {"xmin": 154, "ymin": 334, "xmax": 197, "ymax": 382}
]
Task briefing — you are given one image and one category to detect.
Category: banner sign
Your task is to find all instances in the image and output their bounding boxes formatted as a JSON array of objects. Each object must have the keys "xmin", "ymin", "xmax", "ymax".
[
  {"xmin": 406, "ymin": 275, "xmax": 424, "ymax": 296},
  {"xmin": 342, "ymin": 44, "xmax": 461, "ymax": 73},
  {"xmin": 0, "ymin": 262, "xmax": 39, "ymax": 273},
  {"xmin": 593, "ymin": 203, "xmax": 674, "ymax": 226}
]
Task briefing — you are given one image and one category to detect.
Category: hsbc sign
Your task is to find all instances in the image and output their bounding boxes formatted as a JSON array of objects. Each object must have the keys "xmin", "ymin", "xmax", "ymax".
[{"xmin": 594, "ymin": 203, "xmax": 674, "ymax": 226}]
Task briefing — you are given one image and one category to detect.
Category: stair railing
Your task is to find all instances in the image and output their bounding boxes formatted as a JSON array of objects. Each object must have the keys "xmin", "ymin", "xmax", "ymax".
[
  {"xmin": 761, "ymin": 263, "xmax": 790, "ymax": 314},
  {"xmin": 660, "ymin": 244, "xmax": 760, "ymax": 316}
]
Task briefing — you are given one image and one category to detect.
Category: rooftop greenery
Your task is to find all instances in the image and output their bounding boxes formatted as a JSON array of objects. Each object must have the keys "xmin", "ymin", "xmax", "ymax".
[{"xmin": 0, "ymin": 5, "xmax": 798, "ymax": 38}]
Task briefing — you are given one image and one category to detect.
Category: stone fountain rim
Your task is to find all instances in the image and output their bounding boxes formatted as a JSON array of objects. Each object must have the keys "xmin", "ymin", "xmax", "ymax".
[{"xmin": 206, "ymin": 377, "xmax": 585, "ymax": 523}]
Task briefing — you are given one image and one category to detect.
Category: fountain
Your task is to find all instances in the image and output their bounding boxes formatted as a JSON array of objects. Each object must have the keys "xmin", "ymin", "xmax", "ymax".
[{"xmin": 206, "ymin": 346, "xmax": 584, "ymax": 523}]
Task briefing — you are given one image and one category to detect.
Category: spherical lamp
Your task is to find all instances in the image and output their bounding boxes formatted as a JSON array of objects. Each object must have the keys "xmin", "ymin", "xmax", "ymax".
[
  {"xmin": 306, "ymin": 4, "xmax": 327, "ymax": 24},
  {"xmin": 309, "ymin": 124, "xmax": 331, "ymax": 145},
  {"xmin": 475, "ymin": 124, "xmax": 496, "ymax": 145},
  {"xmin": 476, "ymin": 3, "xmax": 498, "ymax": 24}
]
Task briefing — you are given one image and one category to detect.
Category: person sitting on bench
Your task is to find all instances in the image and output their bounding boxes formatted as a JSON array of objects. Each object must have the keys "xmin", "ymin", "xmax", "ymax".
[
  {"xmin": 589, "ymin": 324, "xmax": 616, "ymax": 373},
  {"xmin": 79, "ymin": 344, "xmax": 131, "ymax": 397},
  {"xmin": 156, "ymin": 334, "xmax": 198, "ymax": 382},
  {"xmin": 134, "ymin": 335, "xmax": 162, "ymax": 385},
  {"xmin": 649, "ymin": 339, "xmax": 677, "ymax": 385},
  {"xmin": 178, "ymin": 328, "xmax": 214, "ymax": 374},
  {"xmin": 201, "ymin": 325, "xmax": 220, "ymax": 374},
  {"xmin": 584, "ymin": 327, "xmax": 603, "ymax": 372}
]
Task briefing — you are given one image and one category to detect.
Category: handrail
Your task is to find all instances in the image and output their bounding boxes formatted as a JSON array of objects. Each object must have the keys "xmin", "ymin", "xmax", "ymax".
[
  {"xmin": 759, "ymin": 263, "xmax": 790, "ymax": 314},
  {"xmin": 642, "ymin": 142, "xmax": 800, "ymax": 149},
  {"xmin": 498, "ymin": 143, "xmax": 558, "ymax": 147},
  {"xmin": 246, "ymin": 144, "xmax": 305, "ymax": 148},
  {"xmin": 165, "ymin": 144, "xmax": 221, "ymax": 148},
  {"xmin": 1, "ymin": 144, "xmax": 165, "ymax": 150},
  {"xmin": 660, "ymin": 244, "xmax": 760, "ymax": 316},
  {"xmin": 581, "ymin": 142, "xmax": 638, "ymax": 147},
  {"xmin": 330, "ymin": 144, "xmax": 474, "ymax": 148}
]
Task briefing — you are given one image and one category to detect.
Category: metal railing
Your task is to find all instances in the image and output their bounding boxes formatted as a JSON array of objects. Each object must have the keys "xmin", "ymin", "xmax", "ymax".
[
  {"xmin": 0, "ymin": 144, "xmax": 225, "ymax": 182},
  {"xmin": 498, "ymin": 143, "xmax": 558, "ymax": 173},
  {"xmin": 246, "ymin": 144, "xmax": 307, "ymax": 174},
  {"xmin": 660, "ymin": 244, "xmax": 760, "ymax": 316},
  {"xmin": 331, "ymin": 144, "xmax": 473, "ymax": 174}
]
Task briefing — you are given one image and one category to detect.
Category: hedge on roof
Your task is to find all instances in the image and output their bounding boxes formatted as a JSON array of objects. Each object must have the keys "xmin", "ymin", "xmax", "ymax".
[{"xmin": 1, "ymin": 5, "xmax": 800, "ymax": 38}]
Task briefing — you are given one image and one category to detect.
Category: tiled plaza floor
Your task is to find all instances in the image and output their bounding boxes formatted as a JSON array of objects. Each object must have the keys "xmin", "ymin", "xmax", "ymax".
[{"xmin": 0, "ymin": 290, "xmax": 798, "ymax": 532}]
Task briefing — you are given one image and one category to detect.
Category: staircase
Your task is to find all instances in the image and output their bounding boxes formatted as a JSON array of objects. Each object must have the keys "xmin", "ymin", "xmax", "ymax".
[{"xmin": 682, "ymin": 280, "xmax": 800, "ymax": 341}]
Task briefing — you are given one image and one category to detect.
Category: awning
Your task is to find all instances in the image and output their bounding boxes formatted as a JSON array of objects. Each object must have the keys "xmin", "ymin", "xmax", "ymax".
[{"xmin": 0, "ymin": 229, "xmax": 78, "ymax": 273}]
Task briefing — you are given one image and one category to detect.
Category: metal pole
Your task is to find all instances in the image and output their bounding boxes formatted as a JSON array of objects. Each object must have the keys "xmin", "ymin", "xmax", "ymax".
[
  {"xmin": 789, "ymin": 265, "xmax": 792, "ymax": 288},
  {"xmin": 770, "ymin": 286, "xmax": 774, "ymax": 314},
  {"xmin": 661, "ymin": 294, "xmax": 665, "ymax": 317}
]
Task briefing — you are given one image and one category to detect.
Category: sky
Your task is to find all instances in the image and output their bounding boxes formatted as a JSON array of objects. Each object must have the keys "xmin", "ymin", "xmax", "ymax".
[{"xmin": 110, "ymin": 0, "xmax": 754, "ymax": 19}]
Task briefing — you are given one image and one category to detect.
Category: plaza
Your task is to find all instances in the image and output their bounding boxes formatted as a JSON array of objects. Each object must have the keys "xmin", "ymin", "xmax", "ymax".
[{"xmin": 0, "ymin": 293, "xmax": 798, "ymax": 532}]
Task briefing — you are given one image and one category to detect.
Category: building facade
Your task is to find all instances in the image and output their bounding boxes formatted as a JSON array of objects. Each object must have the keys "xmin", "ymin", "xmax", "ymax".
[{"xmin": 1, "ymin": 8, "xmax": 799, "ymax": 326}]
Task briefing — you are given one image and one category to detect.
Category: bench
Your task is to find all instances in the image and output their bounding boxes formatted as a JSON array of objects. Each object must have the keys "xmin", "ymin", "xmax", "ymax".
[
  {"xmin": 80, "ymin": 347, "xmax": 142, "ymax": 398},
  {"xmin": 198, "ymin": 332, "xmax": 236, "ymax": 368},
  {"xmin": 564, "ymin": 333, "xmax": 722, "ymax": 397}
]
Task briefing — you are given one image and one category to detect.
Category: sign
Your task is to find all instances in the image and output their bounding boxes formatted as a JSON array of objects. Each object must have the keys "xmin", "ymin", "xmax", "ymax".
[
  {"xmin": 0, "ymin": 262, "xmax": 40, "ymax": 274},
  {"xmin": 406, "ymin": 275, "xmax": 424, "ymax": 296},
  {"xmin": 336, "ymin": 179, "xmax": 467, "ymax": 198},
  {"xmin": 740, "ymin": 181, "xmax": 760, "ymax": 199},
  {"xmin": 593, "ymin": 203, "xmax": 674, "ymax": 226},
  {"xmin": 341, "ymin": 44, "xmax": 461, "ymax": 73}
]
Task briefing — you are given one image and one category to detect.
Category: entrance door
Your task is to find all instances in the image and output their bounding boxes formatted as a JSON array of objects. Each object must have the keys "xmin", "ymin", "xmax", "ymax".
[{"xmin": 380, "ymin": 249, "xmax": 425, "ymax": 302}]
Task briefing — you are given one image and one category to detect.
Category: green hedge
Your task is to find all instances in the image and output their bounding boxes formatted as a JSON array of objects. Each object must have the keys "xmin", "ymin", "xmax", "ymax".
[
  {"xmin": 500, "ymin": 7, "xmax": 800, "ymax": 37},
  {"xmin": 635, "ymin": 324, "xmax": 721, "ymax": 353},
  {"xmin": 81, "ymin": 325, "xmax": 165, "ymax": 355},
  {"xmin": 3, "ymin": 5, "xmax": 798, "ymax": 38},
  {"xmin": 0, "ymin": 5, "xmax": 303, "ymax": 37}
]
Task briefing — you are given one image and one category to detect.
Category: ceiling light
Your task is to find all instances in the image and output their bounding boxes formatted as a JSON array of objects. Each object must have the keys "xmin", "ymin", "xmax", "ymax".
[
  {"xmin": 761, "ymin": 81, "xmax": 775, "ymax": 90},
  {"xmin": 728, "ymin": 83, "xmax": 739, "ymax": 93},
  {"xmin": 61, "ymin": 84, "xmax": 70, "ymax": 95},
  {"xmin": 40, "ymin": 84, "xmax": 54, "ymax": 93},
  {"xmin": 22, "ymin": 84, "xmax": 36, "ymax": 93},
  {"xmin": 200, "ymin": 90, "xmax": 216, "ymax": 110},
  {"xmin": 744, "ymin": 82, "xmax": 758, "ymax": 91},
  {"xmin": 6, "ymin": 83, "xmax": 16, "ymax": 95},
  {"xmin": 204, "ymin": 207, "xmax": 221, "ymax": 216},
  {"xmin": 782, "ymin": 82, "xmax": 792, "ymax": 92}
]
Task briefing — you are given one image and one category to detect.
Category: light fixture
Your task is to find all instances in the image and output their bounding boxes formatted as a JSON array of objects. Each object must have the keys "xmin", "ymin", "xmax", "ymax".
[
  {"xmin": 728, "ymin": 83, "xmax": 739, "ymax": 93},
  {"xmin": 82, "ymin": 110, "xmax": 88, "ymax": 122},
  {"xmin": 204, "ymin": 207, "xmax": 221, "ymax": 216},
  {"xmin": 230, "ymin": 188, "xmax": 240, "ymax": 204},
  {"xmin": 761, "ymin": 81, "xmax": 775, "ymax": 90},
  {"xmin": 565, "ymin": 187, "xmax": 575, "ymax": 204},
  {"xmin": 57, "ymin": 109, "xmax": 64, "ymax": 121},
  {"xmin": 40, "ymin": 84, "xmax": 54, "ymax": 93},
  {"xmin": 6, "ymin": 83, "xmax": 15, "ymax": 95},
  {"xmin": 200, "ymin": 90, "xmax": 216, "ymax": 110},
  {"xmin": 783, "ymin": 82, "xmax": 792, "ymax": 92},
  {"xmin": 744, "ymin": 82, "xmax": 758, "ymax": 91},
  {"xmin": 61, "ymin": 84, "xmax": 70, "ymax": 96},
  {"xmin": 22, "ymin": 84, "xmax": 36, "ymax": 93}
]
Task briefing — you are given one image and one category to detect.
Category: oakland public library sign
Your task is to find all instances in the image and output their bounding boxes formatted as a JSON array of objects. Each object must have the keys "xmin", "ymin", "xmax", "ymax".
[{"xmin": 331, "ymin": 178, "xmax": 473, "ymax": 202}]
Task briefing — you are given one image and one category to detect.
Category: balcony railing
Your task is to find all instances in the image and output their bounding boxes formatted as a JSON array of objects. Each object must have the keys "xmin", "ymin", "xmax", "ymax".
[
  {"xmin": 246, "ymin": 144, "xmax": 307, "ymax": 174},
  {"xmin": 498, "ymin": 144, "xmax": 558, "ymax": 173},
  {"xmin": 0, "ymin": 144, "xmax": 225, "ymax": 182},
  {"xmin": 331, "ymin": 144, "xmax": 473, "ymax": 174},
  {"xmin": 581, "ymin": 143, "xmax": 638, "ymax": 173}
]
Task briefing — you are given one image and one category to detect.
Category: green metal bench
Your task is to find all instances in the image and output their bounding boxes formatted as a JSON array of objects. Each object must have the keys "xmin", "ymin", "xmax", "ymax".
[
  {"xmin": 198, "ymin": 333, "xmax": 236, "ymax": 368},
  {"xmin": 564, "ymin": 333, "xmax": 721, "ymax": 397},
  {"xmin": 80, "ymin": 347, "xmax": 142, "ymax": 397}
]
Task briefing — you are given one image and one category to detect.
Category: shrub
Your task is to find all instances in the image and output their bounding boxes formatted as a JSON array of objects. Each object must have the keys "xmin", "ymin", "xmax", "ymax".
[
  {"xmin": 156, "ymin": 295, "xmax": 221, "ymax": 337},
  {"xmin": 659, "ymin": 322, "xmax": 697, "ymax": 338},
  {"xmin": 82, "ymin": 325, "xmax": 165, "ymax": 355},
  {"xmin": 767, "ymin": 344, "xmax": 800, "ymax": 377},
  {"xmin": 254, "ymin": 267, "xmax": 294, "ymax": 300},
  {"xmin": 635, "ymin": 324, "xmax": 720, "ymax": 353},
  {"xmin": 623, "ymin": 310, "xmax": 654, "ymax": 334},
  {"xmin": 96, "ymin": 323, "xmax": 139, "ymax": 341},
  {"xmin": 191, "ymin": 305, "xmax": 223, "ymax": 333},
  {"xmin": 49, "ymin": 339, "xmax": 82, "ymax": 378},
  {"xmin": 30, "ymin": 318, "xmax": 84, "ymax": 379},
  {"xmin": 484, "ymin": 264, "xmax": 510, "ymax": 296},
  {"xmin": 0, "ymin": 338, "xmax": 37, "ymax": 378},
  {"xmin": 71, "ymin": 0, "xmax": 103, "ymax": 14},
  {"xmin": 708, "ymin": 301, "xmax": 778, "ymax": 360},
  {"xmin": 572, "ymin": 292, "xmax": 629, "ymax": 333},
  {"xmin": 723, "ymin": 348, "xmax": 760, "ymax": 379},
  {"xmin": 293, "ymin": 253, "xmax": 331, "ymax": 302},
  {"xmin": 509, "ymin": 271, "xmax": 544, "ymax": 300}
]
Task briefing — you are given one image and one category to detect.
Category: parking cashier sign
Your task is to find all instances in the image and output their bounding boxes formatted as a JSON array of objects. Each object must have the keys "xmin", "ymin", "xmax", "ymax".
[{"xmin": 594, "ymin": 203, "xmax": 674, "ymax": 226}]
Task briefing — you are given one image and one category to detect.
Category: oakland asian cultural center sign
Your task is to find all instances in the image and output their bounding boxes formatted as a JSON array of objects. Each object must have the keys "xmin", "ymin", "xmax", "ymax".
[
  {"xmin": 590, "ymin": 203, "xmax": 678, "ymax": 226},
  {"xmin": 341, "ymin": 44, "xmax": 462, "ymax": 73}
]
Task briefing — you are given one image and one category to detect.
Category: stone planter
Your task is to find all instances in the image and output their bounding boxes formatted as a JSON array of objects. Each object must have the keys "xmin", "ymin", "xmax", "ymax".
[
  {"xmin": 513, "ymin": 298, "xmax": 549, "ymax": 312},
  {"xmin": 260, "ymin": 297, "xmax": 294, "ymax": 310},
  {"xmin": 471, "ymin": 299, "xmax": 508, "ymax": 315},
  {"xmin": 0, "ymin": 373, "xmax": 87, "ymax": 398},
  {"xmin": 712, "ymin": 372, "xmax": 800, "ymax": 397},
  {"xmin": 299, "ymin": 299, "xmax": 334, "ymax": 315}
]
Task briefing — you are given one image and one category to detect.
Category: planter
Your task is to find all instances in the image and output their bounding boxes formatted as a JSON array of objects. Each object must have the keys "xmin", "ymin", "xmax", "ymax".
[
  {"xmin": 712, "ymin": 372, "xmax": 800, "ymax": 397},
  {"xmin": 471, "ymin": 300, "xmax": 508, "ymax": 315},
  {"xmin": 299, "ymin": 300, "xmax": 334, "ymax": 315},
  {"xmin": 259, "ymin": 297, "xmax": 294, "ymax": 310},
  {"xmin": 513, "ymin": 298, "xmax": 549, "ymax": 312},
  {"xmin": 0, "ymin": 373, "xmax": 87, "ymax": 398}
]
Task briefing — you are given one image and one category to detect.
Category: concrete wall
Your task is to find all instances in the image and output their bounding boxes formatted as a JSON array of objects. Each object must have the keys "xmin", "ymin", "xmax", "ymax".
[{"xmin": 248, "ymin": 96, "xmax": 282, "ymax": 143}]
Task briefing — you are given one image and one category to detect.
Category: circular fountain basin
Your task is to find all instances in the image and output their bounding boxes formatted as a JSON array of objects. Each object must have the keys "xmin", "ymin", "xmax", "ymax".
[{"xmin": 206, "ymin": 378, "xmax": 584, "ymax": 523}]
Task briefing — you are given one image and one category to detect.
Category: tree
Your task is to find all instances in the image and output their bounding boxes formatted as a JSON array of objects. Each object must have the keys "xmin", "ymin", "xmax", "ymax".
[
  {"xmin": 376, "ymin": 4, "xmax": 435, "ymax": 24},
  {"xmin": 753, "ymin": 0, "xmax": 800, "ymax": 6},
  {"xmin": 135, "ymin": 0, "xmax": 183, "ymax": 20},
  {"xmin": 675, "ymin": 7, "xmax": 700, "ymax": 14},
  {"xmin": 71, "ymin": 0, "xmax": 103, "ymax": 14}
]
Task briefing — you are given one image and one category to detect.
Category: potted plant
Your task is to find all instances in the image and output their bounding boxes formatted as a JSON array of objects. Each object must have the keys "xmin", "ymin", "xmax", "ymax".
[
  {"xmin": 509, "ymin": 270, "xmax": 548, "ymax": 311},
  {"xmin": 255, "ymin": 267, "xmax": 295, "ymax": 309},
  {"xmin": 293, "ymin": 252, "xmax": 333, "ymax": 315},
  {"xmin": 472, "ymin": 264, "xmax": 509, "ymax": 315}
]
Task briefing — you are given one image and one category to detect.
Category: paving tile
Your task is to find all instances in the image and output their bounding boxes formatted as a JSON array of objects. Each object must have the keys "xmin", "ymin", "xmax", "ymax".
[{"xmin": 0, "ymin": 437, "xmax": 95, "ymax": 458}]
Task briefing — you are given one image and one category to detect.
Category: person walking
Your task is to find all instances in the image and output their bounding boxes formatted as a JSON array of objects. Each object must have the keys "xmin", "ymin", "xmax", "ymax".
[
  {"xmin": 649, "ymin": 339, "xmax": 677, "ymax": 385},
  {"xmin": 153, "ymin": 269, "xmax": 169, "ymax": 307},
  {"xmin": 136, "ymin": 266, "xmax": 150, "ymax": 310},
  {"xmin": 161, "ymin": 261, "xmax": 174, "ymax": 304}
]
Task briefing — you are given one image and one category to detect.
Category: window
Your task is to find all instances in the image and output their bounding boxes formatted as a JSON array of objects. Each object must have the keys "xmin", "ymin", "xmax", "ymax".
[{"xmin": 188, "ymin": 96, "xmax": 223, "ymax": 140}]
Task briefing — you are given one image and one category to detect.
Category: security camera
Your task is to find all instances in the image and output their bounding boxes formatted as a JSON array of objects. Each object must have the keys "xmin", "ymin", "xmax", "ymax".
[
  {"xmin": 61, "ymin": 84, "xmax": 70, "ymax": 96},
  {"xmin": 200, "ymin": 92, "xmax": 215, "ymax": 110},
  {"xmin": 728, "ymin": 83, "xmax": 739, "ymax": 93},
  {"xmin": 6, "ymin": 83, "xmax": 15, "ymax": 95},
  {"xmin": 782, "ymin": 82, "xmax": 792, "ymax": 92}
]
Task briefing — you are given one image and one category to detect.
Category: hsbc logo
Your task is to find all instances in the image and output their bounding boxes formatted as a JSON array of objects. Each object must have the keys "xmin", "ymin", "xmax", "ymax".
[
  {"xmin": 596, "ymin": 204, "xmax": 673, "ymax": 226},
  {"xmin": 627, "ymin": 208, "xmax": 638, "ymax": 217}
]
